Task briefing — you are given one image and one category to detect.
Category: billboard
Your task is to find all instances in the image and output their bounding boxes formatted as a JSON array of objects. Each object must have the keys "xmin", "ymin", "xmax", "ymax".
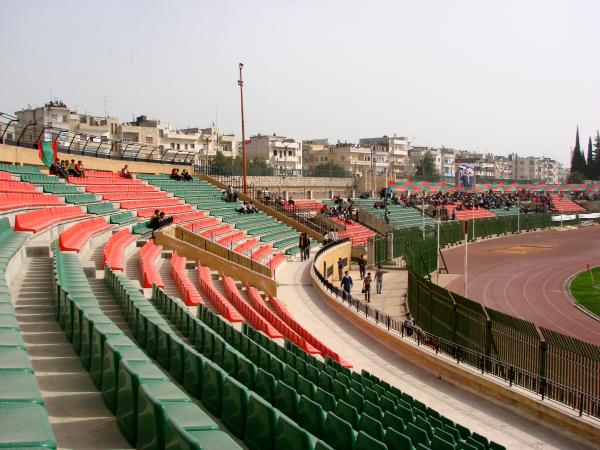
[{"xmin": 458, "ymin": 163, "xmax": 475, "ymax": 188}]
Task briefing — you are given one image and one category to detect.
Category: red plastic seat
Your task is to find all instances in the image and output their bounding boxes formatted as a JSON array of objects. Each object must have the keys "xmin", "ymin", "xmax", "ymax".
[
  {"xmin": 59, "ymin": 217, "xmax": 113, "ymax": 252},
  {"xmin": 0, "ymin": 192, "xmax": 61, "ymax": 211},
  {"xmin": 170, "ymin": 251, "xmax": 204, "ymax": 306},
  {"xmin": 218, "ymin": 231, "xmax": 245, "ymax": 247},
  {"xmin": 171, "ymin": 211, "xmax": 206, "ymax": 223},
  {"xmin": 83, "ymin": 170, "xmax": 121, "ymax": 178},
  {"xmin": 136, "ymin": 205, "xmax": 194, "ymax": 217},
  {"xmin": 184, "ymin": 217, "xmax": 219, "ymax": 231},
  {"xmin": 269, "ymin": 294, "xmax": 352, "ymax": 367},
  {"xmin": 197, "ymin": 264, "xmax": 243, "ymax": 322},
  {"xmin": 201, "ymin": 224, "xmax": 232, "ymax": 239},
  {"xmin": 551, "ymin": 195, "xmax": 586, "ymax": 213},
  {"xmin": 119, "ymin": 198, "xmax": 182, "ymax": 209},
  {"xmin": 14, "ymin": 206, "xmax": 88, "ymax": 233},
  {"xmin": 0, "ymin": 180, "xmax": 37, "ymax": 193},
  {"xmin": 245, "ymin": 285, "xmax": 319, "ymax": 354},
  {"xmin": 85, "ymin": 184, "xmax": 158, "ymax": 193},
  {"xmin": 139, "ymin": 240, "xmax": 164, "ymax": 288},
  {"xmin": 221, "ymin": 275, "xmax": 283, "ymax": 338},
  {"xmin": 0, "ymin": 171, "xmax": 13, "ymax": 180},
  {"xmin": 101, "ymin": 191, "xmax": 169, "ymax": 201},
  {"xmin": 234, "ymin": 238, "xmax": 260, "ymax": 255},
  {"xmin": 103, "ymin": 228, "xmax": 138, "ymax": 270},
  {"xmin": 251, "ymin": 244, "xmax": 272, "ymax": 262},
  {"xmin": 269, "ymin": 253, "xmax": 287, "ymax": 270},
  {"xmin": 68, "ymin": 177, "xmax": 144, "ymax": 185}
]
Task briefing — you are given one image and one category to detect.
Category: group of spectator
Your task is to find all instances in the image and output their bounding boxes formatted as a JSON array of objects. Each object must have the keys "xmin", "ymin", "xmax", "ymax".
[
  {"xmin": 148, "ymin": 209, "xmax": 173, "ymax": 232},
  {"xmin": 50, "ymin": 158, "xmax": 85, "ymax": 178},
  {"xmin": 338, "ymin": 255, "xmax": 386, "ymax": 303},
  {"xmin": 298, "ymin": 232, "xmax": 311, "ymax": 261},
  {"xmin": 236, "ymin": 201, "xmax": 258, "ymax": 214},
  {"xmin": 222, "ymin": 185, "xmax": 238, "ymax": 203},
  {"xmin": 170, "ymin": 168, "xmax": 193, "ymax": 181}
]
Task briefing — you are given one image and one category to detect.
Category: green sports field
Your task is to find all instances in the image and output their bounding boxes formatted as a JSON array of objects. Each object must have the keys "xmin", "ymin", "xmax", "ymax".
[{"xmin": 570, "ymin": 267, "xmax": 600, "ymax": 316}]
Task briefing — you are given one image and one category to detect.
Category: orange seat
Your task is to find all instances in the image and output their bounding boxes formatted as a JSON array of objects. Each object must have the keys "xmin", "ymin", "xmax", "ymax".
[
  {"xmin": 139, "ymin": 240, "xmax": 164, "ymax": 288},
  {"xmin": 14, "ymin": 206, "xmax": 88, "ymax": 233},
  {"xmin": 171, "ymin": 211, "xmax": 206, "ymax": 223},
  {"xmin": 197, "ymin": 264, "xmax": 243, "ymax": 322},
  {"xmin": 0, "ymin": 192, "xmax": 61, "ymax": 211},
  {"xmin": 170, "ymin": 251, "xmax": 204, "ymax": 306},
  {"xmin": 59, "ymin": 217, "xmax": 113, "ymax": 252},
  {"xmin": 119, "ymin": 198, "xmax": 182, "ymax": 209},
  {"xmin": 269, "ymin": 253, "xmax": 287, "ymax": 270},
  {"xmin": 85, "ymin": 184, "xmax": 158, "ymax": 193},
  {"xmin": 103, "ymin": 228, "xmax": 138, "ymax": 270},
  {"xmin": 0, "ymin": 180, "xmax": 37, "ymax": 193},
  {"xmin": 68, "ymin": 177, "xmax": 144, "ymax": 185},
  {"xmin": 101, "ymin": 191, "xmax": 169, "ymax": 201},
  {"xmin": 0, "ymin": 171, "xmax": 13, "ymax": 180},
  {"xmin": 137, "ymin": 205, "xmax": 194, "ymax": 217}
]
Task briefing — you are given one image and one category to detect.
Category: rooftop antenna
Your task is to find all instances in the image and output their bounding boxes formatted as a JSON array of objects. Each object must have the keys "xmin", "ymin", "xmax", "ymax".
[
  {"xmin": 102, "ymin": 96, "xmax": 109, "ymax": 118},
  {"xmin": 215, "ymin": 107, "xmax": 218, "ymax": 128}
]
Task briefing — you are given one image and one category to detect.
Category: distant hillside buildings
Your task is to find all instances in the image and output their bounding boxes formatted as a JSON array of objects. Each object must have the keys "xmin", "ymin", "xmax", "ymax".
[{"xmin": 11, "ymin": 102, "xmax": 563, "ymax": 183}]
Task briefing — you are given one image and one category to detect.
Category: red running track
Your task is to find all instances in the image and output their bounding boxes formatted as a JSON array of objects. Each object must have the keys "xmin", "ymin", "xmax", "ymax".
[{"xmin": 442, "ymin": 225, "xmax": 600, "ymax": 345}]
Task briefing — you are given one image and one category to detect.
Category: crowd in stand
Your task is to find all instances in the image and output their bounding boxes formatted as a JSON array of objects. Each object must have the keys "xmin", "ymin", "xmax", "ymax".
[
  {"xmin": 50, "ymin": 158, "xmax": 85, "ymax": 178},
  {"xmin": 149, "ymin": 209, "xmax": 173, "ymax": 231},
  {"xmin": 236, "ymin": 201, "xmax": 258, "ymax": 214},
  {"xmin": 170, "ymin": 168, "xmax": 193, "ymax": 181}
]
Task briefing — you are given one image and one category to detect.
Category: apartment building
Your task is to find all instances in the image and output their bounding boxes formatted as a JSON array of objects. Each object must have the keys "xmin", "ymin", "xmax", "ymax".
[
  {"xmin": 510, "ymin": 154, "xmax": 561, "ymax": 184},
  {"xmin": 409, "ymin": 147, "xmax": 456, "ymax": 178},
  {"xmin": 245, "ymin": 134, "xmax": 303, "ymax": 176},
  {"xmin": 359, "ymin": 135, "xmax": 410, "ymax": 177},
  {"xmin": 454, "ymin": 151, "xmax": 496, "ymax": 180}
]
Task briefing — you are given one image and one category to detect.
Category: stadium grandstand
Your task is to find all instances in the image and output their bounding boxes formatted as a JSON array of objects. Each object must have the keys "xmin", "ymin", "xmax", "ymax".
[{"xmin": 1, "ymin": 131, "xmax": 600, "ymax": 449}]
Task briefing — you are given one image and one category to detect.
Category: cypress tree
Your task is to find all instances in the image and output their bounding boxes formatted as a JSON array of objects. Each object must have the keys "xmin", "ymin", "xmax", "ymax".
[
  {"xmin": 586, "ymin": 137, "xmax": 594, "ymax": 179},
  {"xmin": 570, "ymin": 126, "xmax": 586, "ymax": 176},
  {"xmin": 594, "ymin": 131, "xmax": 600, "ymax": 180}
]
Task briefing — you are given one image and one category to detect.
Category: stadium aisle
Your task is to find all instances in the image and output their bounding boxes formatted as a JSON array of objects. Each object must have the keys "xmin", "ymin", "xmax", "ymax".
[{"xmin": 276, "ymin": 260, "xmax": 585, "ymax": 450}]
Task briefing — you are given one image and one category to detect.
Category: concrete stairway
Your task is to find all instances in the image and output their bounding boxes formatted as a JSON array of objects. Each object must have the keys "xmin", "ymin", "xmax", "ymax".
[{"xmin": 11, "ymin": 251, "xmax": 131, "ymax": 449}]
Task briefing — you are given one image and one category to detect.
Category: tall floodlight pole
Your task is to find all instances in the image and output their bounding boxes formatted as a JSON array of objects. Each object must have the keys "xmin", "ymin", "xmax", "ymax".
[{"xmin": 238, "ymin": 63, "xmax": 248, "ymax": 194}]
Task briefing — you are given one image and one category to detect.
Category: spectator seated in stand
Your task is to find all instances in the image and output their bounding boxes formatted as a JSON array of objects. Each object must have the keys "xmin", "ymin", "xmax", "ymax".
[
  {"xmin": 50, "ymin": 158, "xmax": 68, "ymax": 178},
  {"xmin": 288, "ymin": 196, "xmax": 295, "ymax": 206},
  {"xmin": 120, "ymin": 164, "xmax": 133, "ymax": 179},
  {"xmin": 75, "ymin": 160, "xmax": 85, "ymax": 177},
  {"xmin": 181, "ymin": 169, "xmax": 192, "ymax": 181},
  {"xmin": 170, "ymin": 168, "xmax": 182, "ymax": 181}
]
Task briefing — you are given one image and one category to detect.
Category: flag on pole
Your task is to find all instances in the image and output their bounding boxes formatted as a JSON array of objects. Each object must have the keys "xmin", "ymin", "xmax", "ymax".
[{"xmin": 38, "ymin": 140, "xmax": 57, "ymax": 168}]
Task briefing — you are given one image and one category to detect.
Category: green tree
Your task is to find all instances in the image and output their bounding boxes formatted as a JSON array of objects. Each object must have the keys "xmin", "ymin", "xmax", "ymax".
[
  {"xmin": 593, "ymin": 131, "xmax": 600, "ymax": 180},
  {"xmin": 414, "ymin": 151, "xmax": 438, "ymax": 177},
  {"xmin": 247, "ymin": 157, "xmax": 273, "ymax": 176},
  {"xmin": 570, "ymin": 127, "xmax": 587, "ymax": 176},
  {"xmin": 586, "ymin": 137, "xmax": 594, "ymax": 179},
  {"xmin": 312, "ymin": 163, "xmax": 347, "ymax": 178},
  {"xmin": 209, "ymin": 151, "xmax": 238, "ymax": 175},
  {"xmin": 567, "ymin": 170, "xmax": 586, "ymax": 184}
]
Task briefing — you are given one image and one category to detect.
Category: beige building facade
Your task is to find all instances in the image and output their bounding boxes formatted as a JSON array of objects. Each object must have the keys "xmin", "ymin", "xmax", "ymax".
[{"xmin": 245, "ymin": 134, "xmax": 303, "ymax": 176}]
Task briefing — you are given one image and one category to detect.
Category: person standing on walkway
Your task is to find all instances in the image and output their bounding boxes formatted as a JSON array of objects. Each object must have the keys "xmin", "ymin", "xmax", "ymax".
[
  {"xmin": 341, "ymin": 270, "xmax": 353, "ymax": 300},
  {"xmin": 303, "ymin": 235, "xmax": 311, "ymax": 261},
  {"xmin": 362, "ymin": 272, "xmax": 372, "ymax": 303},
  {"xmin": 375, "ymin": 265, "xmax": 386, "ymax": 294},
  {"xmin": 337, "ymin": 258, "xmax": 344, "ymax": 280},
  {"xmin": 358, "ymin": 254, "xmax": 367, "ymax": 280}
]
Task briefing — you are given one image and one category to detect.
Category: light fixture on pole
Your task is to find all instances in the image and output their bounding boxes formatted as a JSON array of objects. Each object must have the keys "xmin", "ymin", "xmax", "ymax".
[{"xmin": 238, "ymin": 63, "xmax": 247, "ymax": 194}]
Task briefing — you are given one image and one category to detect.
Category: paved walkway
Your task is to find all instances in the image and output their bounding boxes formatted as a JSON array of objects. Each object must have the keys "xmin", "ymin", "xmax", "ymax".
[{"xmin": 276, "ymin": 260, "xmax": 591, "ymax": 450}]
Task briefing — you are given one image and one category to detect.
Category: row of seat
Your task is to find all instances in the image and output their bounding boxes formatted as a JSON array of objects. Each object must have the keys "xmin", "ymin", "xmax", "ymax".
[
  {"xmin": 151, "ymin": 287, "xmax": 340, "ymax": 450},
  {"xmin": 0, "ymin": 171, "xmax": 12, "ymax": 180},
  {"xmin": 170, "ymin": 251, "xmax": 204, "ymax": 306},
  {"xmin": 244, "ymin": 284, "xmax": 319, "ymax": 355},
  {"xmin": 138, "ymin": 205, "xmax": 194, "ymax": 217},
  {"xmin": 58, "ymin": 217, "xmax": 114, "ymax": 252},
  {"xmin": 268, "ymin": 295, "xmax": 351, "ymax": 368},
  {"xmin": 0, "ymin": 218, "xmax": 57, "ymax": 449},
  {"xmin": 14, "ymin": 206, "xmax": 89, "ymax": 233},
  {"xmin": 68, "ymin": 177, "xmax": 144, "ymax": 185},
  {"xmin": 139, "ymin": 240, "xmax": 164, "ymax": 288},
  {"xmin": 197, "ymin": 264, "xmax": 243, "ymax": 322},
  {"xmin": 0, "ymin": 192, "xmax": 61, "ymax": 211},
  {"xmin": 55, "ymin": 247, "xmax": 239, "ymax": 449},
  {"xmin": 120, "ymin": 198, "xmax": 182, "ymax": 210},
  {"xmin": 0, "ymin": 163, "xmax": 41, "ymax": 174},
  {"xmin": 0, "ymin": 179, "xmax": 37, "ymax": 193},
  {"xmin": 103, "ymin": 228, "xmax": 138, "ymax": 271},
  {"xmin": 87, "ymin": 201, "xmax": 119, "ymax": 215},
  {"xmin": 102, "ymin": 190, "xmax": 170, "ymax": 201},
  {"xmin": 221, "ymin": 276, "xmax": 283, "ymax": 339},
  {"xmin": 85, "ymin": 184, "xmax": 159, "ymax": 193}
]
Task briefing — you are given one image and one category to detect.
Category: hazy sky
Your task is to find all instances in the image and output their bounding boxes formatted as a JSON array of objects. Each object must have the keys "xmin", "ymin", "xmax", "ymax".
[{"xmin": 1, "ymin": 0, "xmax": 599, "ymax": 164}]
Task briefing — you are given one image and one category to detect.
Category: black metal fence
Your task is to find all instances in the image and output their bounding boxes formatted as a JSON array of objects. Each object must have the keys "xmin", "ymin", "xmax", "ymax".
[{"xmin": 313, "ymin": 238, "xmax": 600, "ymax": 420}]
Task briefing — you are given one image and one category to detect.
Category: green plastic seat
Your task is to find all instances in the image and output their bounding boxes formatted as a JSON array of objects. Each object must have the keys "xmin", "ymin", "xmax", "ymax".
[
  {"xmin": 116, "ymin": 360, "xmax": 170, "ymax": 446},
  {"xmin": 431, "ymin": 435, "xmax": 456, "ymax": 450},
  {"xmin": 334, "ymin": 399, "xmax": 360, "ymax": 430},
  {"xmin": 465, "ymin": 437, "xmax": 486, "ymax": 450},
  {"xmin": 489, "ymin": 441, "xmax": 507, "ymax": 450},
  {"xmin": 323, "ymin": 412, "xmax": 357, "ymax": 450},
  {"xmin": 136, "ymin": 381, "xmax": 192, "ymax": 450},
  {"xmin": 315, "ymin": 440, "xmax": 336, "ymax": 450},
  {"xmin": 236, "ymin": 355, "xmax": 257, "ymax": 390},
  {"xmin": 356, "ymin": 430, "xmax": 387, "ymax": 450},
  {"xmin": 298, "ymin": 394, "xmax": 326, "ymax": 439},
  {"xmin": 305, "ymin": 364, "xmax": 319, "ymax": 384},
  {"xmin": 296, "ymin": 374, "xmax": 316, "ymax": 400},
  {"xmin": 255, "ymin": 367, "xmax": 277, "ymax": 404},
  {"xmin": 415, "ymin": 416, "xmax": 434, "ymax": 440},
  {"xmin": 283, "ymin": 365, "xmax": 299, "ymax": 388},
  {"xmin": 221, "ymin": 376, "xmax": 249, "ymax": 439},
  {"xmin": 380, "ymin": 395, "xmax": 396, "ymax": 414},
  {"xmin": 183, "ymin": 346, "xmax": 204, "ymax": 398},
  {"xmin": 0, "ymin": 402, "xmax": 56, "ymax": 449},
  {"xmin": 315, "ymin": 387, "xmax": 336, "ymax": 413},
  {"xmin": 0, "ymin": 347, "xmax": 34, "ymax": 372},
  {"xmin": 274, "ymin": 414, "xmax": 317, "ymax": 450},
  {"xmin": 363, "ymin": 400, "xmax": 383, "ymax": 422},
  {"xmin": 165, "ymin": 428, "xmax": 242, "ymax": 450},
  {"xmin": 0, "ymin": 328, "xmax": 25, "ymax": 348},
  {"xmin": 359, "ymin": 412, "xmax": 385, "ymax": 442},
  {"xmin": 395, "ymin": 404, "xmax": 414, "ymax": 424},
  {"xmin": 244, "ymin": 393, "xmax": 278, "ymax": 450},
  {"xmin": 318, "ymin": 371, "xmax": 333, "ymax": 392},
  {"xmin": 363, "ymin": 387, "xmax": 379, "ymax": 404},
  {"xmin": 163, "ymin": 403, "xmax": 220, "ymax": 448},
  {"xmin": 384, "ymin": 427, "xmax": 414, "ymax": 450},
  {"xmin": 90, "ymin": 322, "xmax": 124, "ymax": 387},
  {"xmin": 471, "ymin": 432, "xmax": 489, "ymax": 449},
  {"xmin": 201, "ymin": 359, "xmax": 226, "ymax": 417},
  {"xmin": 222, "ymin": 346, "xmax": 239, "ymax": 377},
  {"xmin": 101, "ymin": 337, "xmax": 148, "ymax": 413},
  {"xmin": 274, "ymin": 381, "xmax": 300, "ymax": 421},
  {"xmin": 0, "ymin": 371, "xmax": 44, "ymax": 404},
  {"xmin": 405, "ymin": 423, "xmax": 431, "ymax": 447},
  {"xmin": 383, "ymin": 411, "xmax": 405, "ymax": 434},
  {"xmin": 347, "ymin": 388, "xmax": 364, "ymax": 414},
  {"xmin": 331, "ymin": 379, "xmax": 349, "ymax": 402}
]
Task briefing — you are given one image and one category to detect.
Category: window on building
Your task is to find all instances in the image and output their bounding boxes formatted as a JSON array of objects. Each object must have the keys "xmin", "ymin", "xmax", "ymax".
[
  {"xmin": 171, "ymin": 143, "xmax": 175, "ymax": 148},
  {"xmin": 176, "ymin": 144, "xmax": 180, "ymax": 150},
  {"xmin": 159, "ymin": 129, "xmax": 164, "ymax": 138},
  {"xmin": 184, "ymin": 144, "xmax": 188, "ymax": 150},
  {"xmin": 288, "ymin": 151, "xmax": 292, "ymax": 156},
  {"xmin": 273, "ymin": 150, "xmax": 277, "ymax": 156},
  {"xmin": 190, "ymin": 143, "xmax": 195, "ymax": 149},
  {"xmin": 146, "ymin": 136, "xmax": 153, "ymax": 144}
]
